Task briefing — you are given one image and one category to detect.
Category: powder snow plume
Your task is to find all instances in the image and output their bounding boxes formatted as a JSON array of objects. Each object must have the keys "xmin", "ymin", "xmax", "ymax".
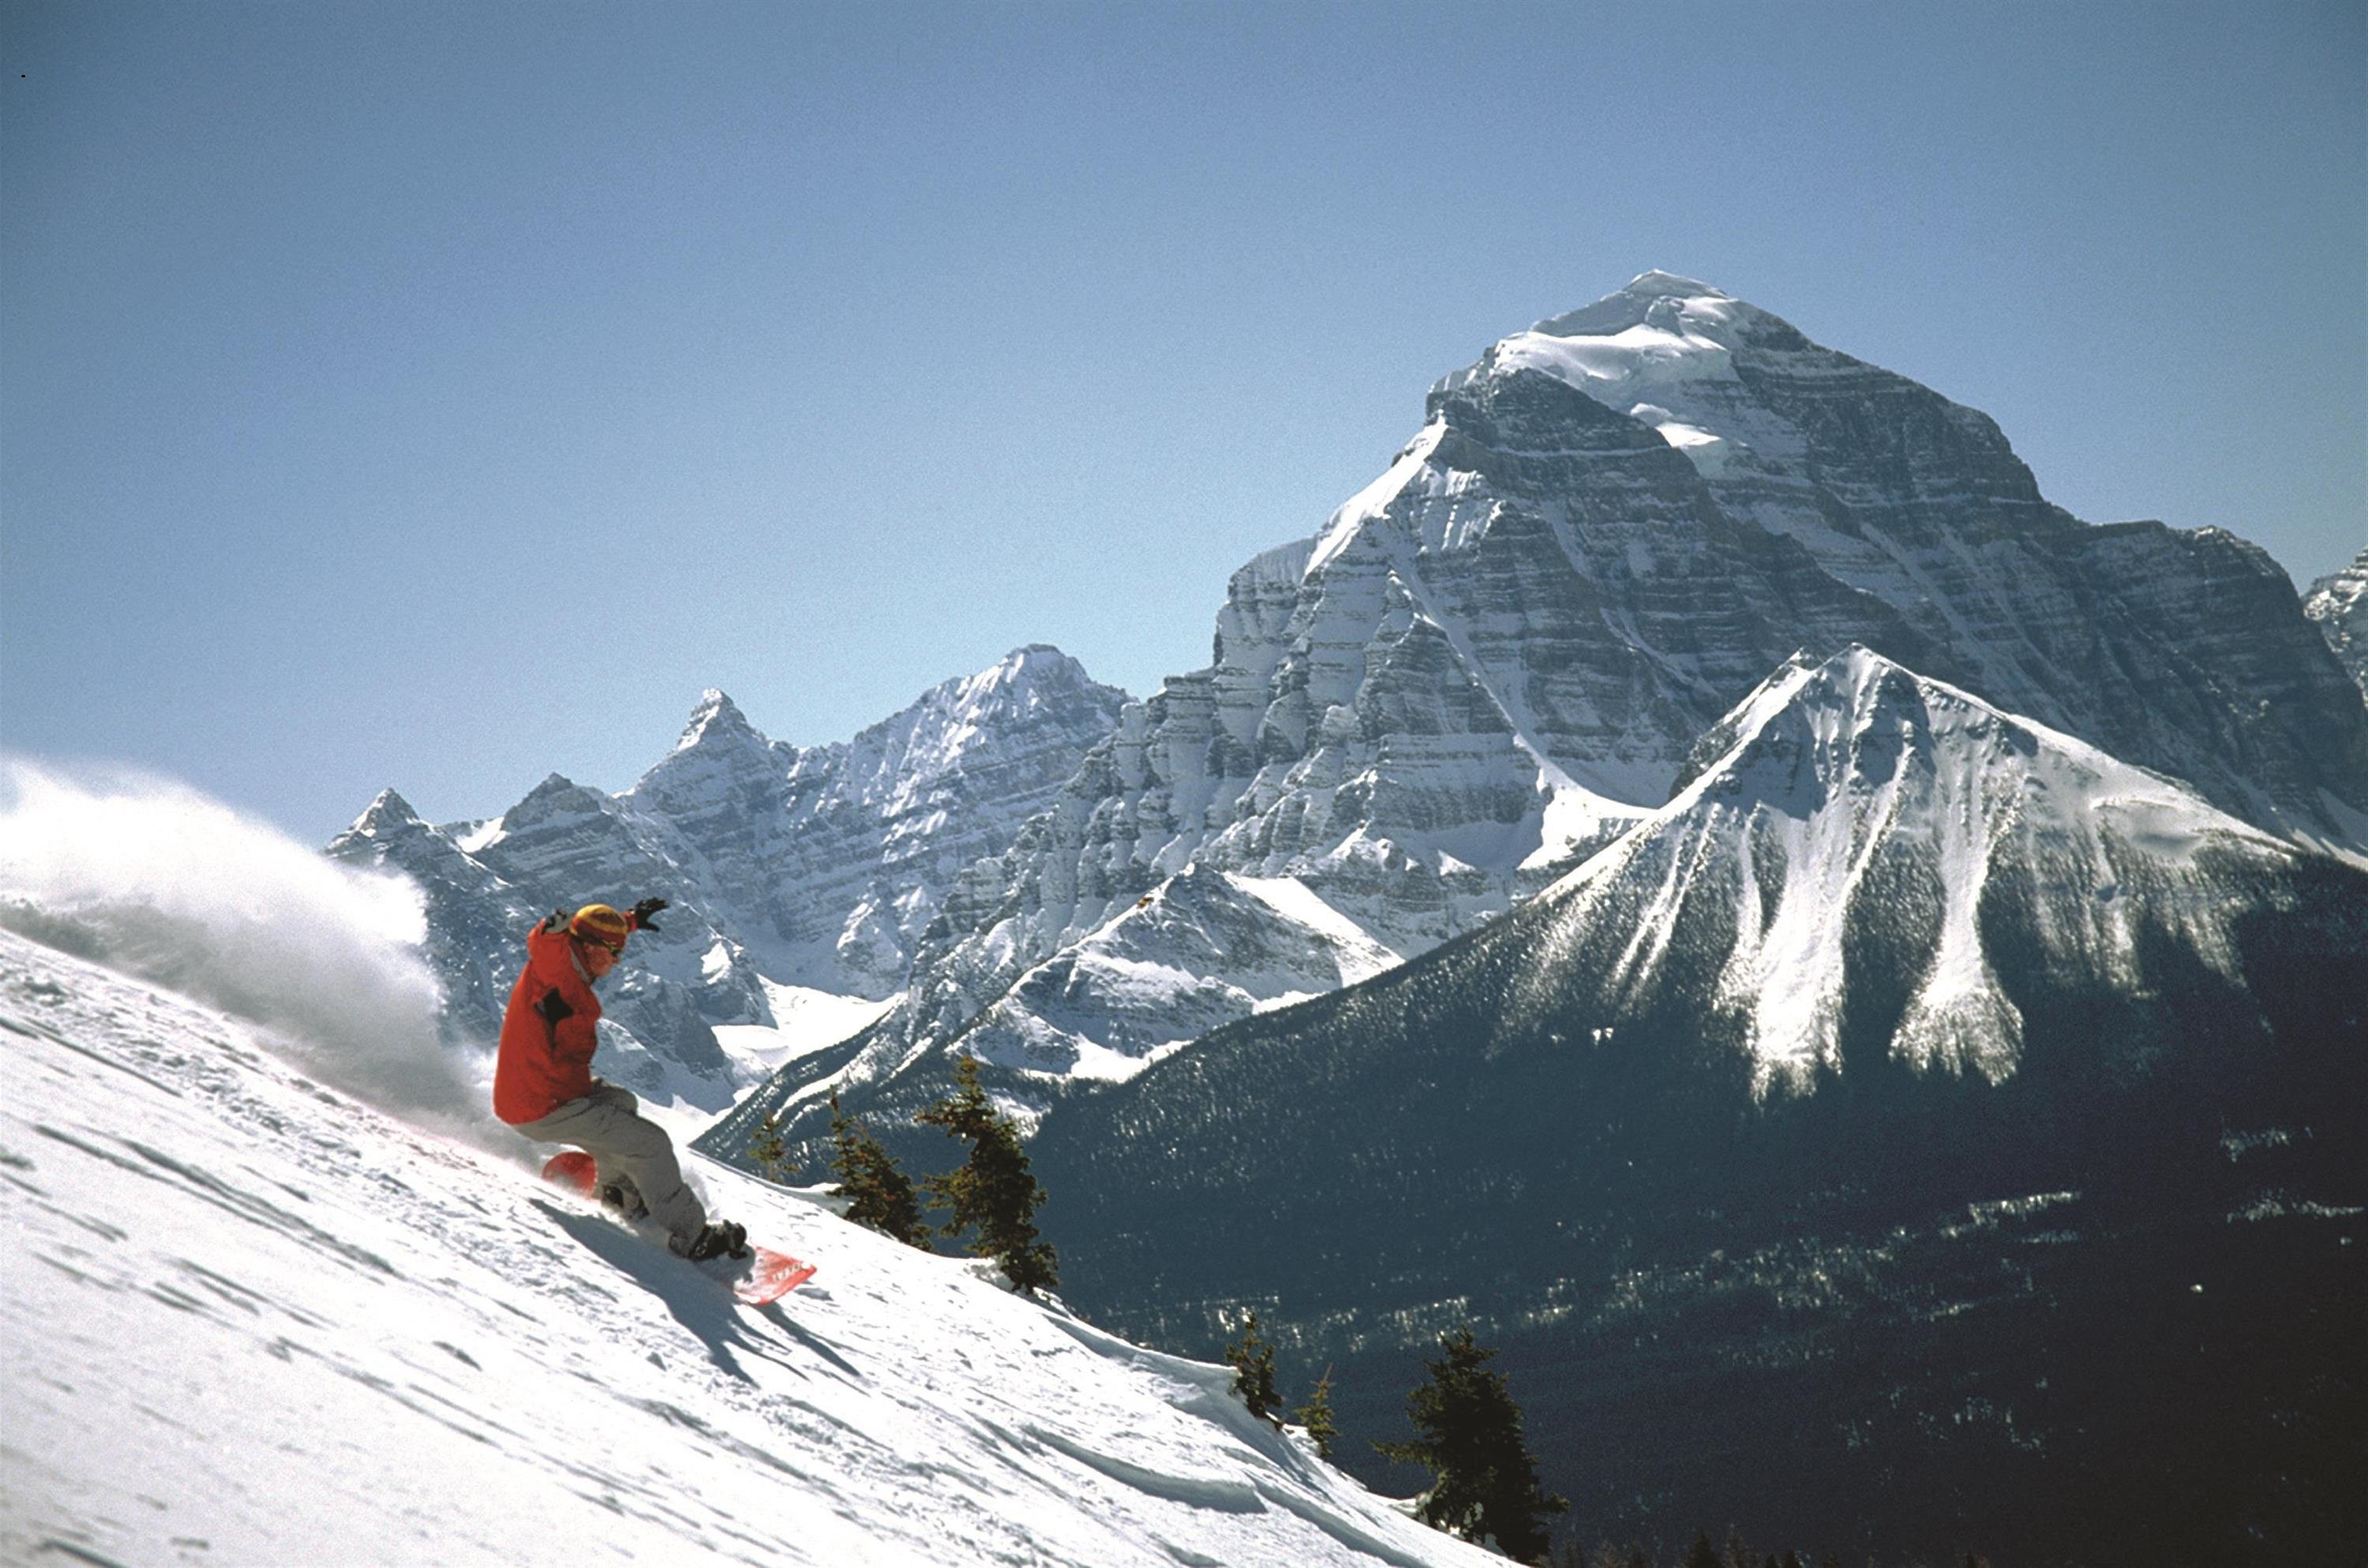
[{"xmin": 0, "ymin": 758, "xmax": 492, "ymax": 1136}]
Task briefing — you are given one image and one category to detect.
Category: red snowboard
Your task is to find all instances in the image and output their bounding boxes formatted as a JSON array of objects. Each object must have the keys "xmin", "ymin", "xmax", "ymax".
[{"xmin": 541, "ymin": 1151, "xmax": 815, "ymax": 1304}]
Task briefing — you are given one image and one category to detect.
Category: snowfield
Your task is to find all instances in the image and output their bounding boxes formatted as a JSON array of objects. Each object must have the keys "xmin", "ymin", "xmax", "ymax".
[{"xmin": 0, "ymin": 929, "xmax": 1496, "ymax": 1568}]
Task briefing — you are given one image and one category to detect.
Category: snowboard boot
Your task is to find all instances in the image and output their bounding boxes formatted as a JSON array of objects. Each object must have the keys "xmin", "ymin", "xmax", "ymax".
[
  {"xmin": 597, "ymin": 1176, "xmax": 649, "ymax": 1222},
  {"xmin": 674, "ymin": 1220, "xmax": 749, "ymax": 1263}
]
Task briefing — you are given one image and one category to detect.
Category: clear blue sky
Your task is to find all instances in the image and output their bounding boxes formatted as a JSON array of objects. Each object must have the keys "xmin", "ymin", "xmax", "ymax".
[{"xmin": 6, "ymin": 1, "xmax": 2362, "ymax": 843}]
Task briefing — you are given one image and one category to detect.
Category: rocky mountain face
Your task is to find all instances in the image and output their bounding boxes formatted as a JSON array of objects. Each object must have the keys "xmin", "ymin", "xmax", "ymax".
[
  {"xmin": 626, "ymin": 646, "xmax": 1130, "ymax": 998},
  {"xmin": 1025, "ymin": 646, "xmax": 2368, "ymax": 1566},
  {"xmin": 2305, "ymin": 546, "xmax": 2368, "ymax": 702},
  {"xmin": 706, "ymin": 274, "xmax": 2368, "ymax": 1172},
  {"xmin": 328, "ymin": 648, "xmax": 1126, "ymax": 1111}
]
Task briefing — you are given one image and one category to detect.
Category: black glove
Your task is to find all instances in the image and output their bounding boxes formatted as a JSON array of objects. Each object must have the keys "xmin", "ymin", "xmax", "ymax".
[{"xmin": 631, "ymin": 896, "xmax": 669, "ymax": 933}]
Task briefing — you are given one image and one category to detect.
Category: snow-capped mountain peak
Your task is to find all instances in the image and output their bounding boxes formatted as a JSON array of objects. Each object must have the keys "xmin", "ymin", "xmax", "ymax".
[
  {"xmin": 1434, "ymin": 275, "xmax": 1793, "ymax": 487},
  {"xmin": 1503, "ymin": 272, "xmax": 1752, "ymax": 391},
  {"xmin": 867, "ymin": 645, "xmax": 1118, "ymax": 795},
  {"xmin": 672, "ymin": 687, "xmax": 768, "ymax": 754},
  {"xmin": 630, "ymin": 694, "xmax": 800, "ymax": 879},
  {"xmin": 1521, "ymin": 645, "xmax": 2294, "ymax": 1093},
  {"xmin": 1665, "ymin": 643, "xmax": 2270, "ymax": 856},
  {"xmin": 340, "ymin": 785, "xmax": 428, "ymax": 840}
]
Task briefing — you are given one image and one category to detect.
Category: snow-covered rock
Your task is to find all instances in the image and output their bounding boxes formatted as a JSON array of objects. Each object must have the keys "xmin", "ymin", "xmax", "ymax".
[
  {"xmin": 1516, "ymin": 644, "xmax": 2322, "ymax": 1090},
  {"xmin": 2304, "ymin": 546, "xmax": 2368, "ymax": 703},
  {"xmin": 1452, "ymin": 276, "xmax": 2366, "ymax": 847},
  {"xmin": 628, "ymin": 648, "xmax": 1129, "ymax": 998},
  {"xmin": 0, "ymin": 926, "xmax": 1500, "ymax": 1568},
  {"xmin": 736, "ymin": 275, "xmax": 2367, "ymax": 1168}
]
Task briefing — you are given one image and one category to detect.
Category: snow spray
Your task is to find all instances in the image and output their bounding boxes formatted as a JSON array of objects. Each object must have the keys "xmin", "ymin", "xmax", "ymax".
[{"xmin": 0, "ymin": 759, "xmax": 495, "ymax": 1138}]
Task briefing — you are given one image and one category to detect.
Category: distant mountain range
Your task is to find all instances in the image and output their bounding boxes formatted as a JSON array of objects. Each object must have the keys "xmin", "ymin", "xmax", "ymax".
[
  {"xmin": 329, "ymin": 646, "xmax": 1126, "ymax": 1110},
  {"xmin": 703, "ymin": 272, "xmax": 2365, "ymax": 1172}
]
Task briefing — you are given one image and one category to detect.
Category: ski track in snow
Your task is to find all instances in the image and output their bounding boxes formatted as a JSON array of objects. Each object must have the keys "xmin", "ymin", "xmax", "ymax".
[{"xmin": 0, "ymin": 930, "xmax": 1493, "ymax": 1568}]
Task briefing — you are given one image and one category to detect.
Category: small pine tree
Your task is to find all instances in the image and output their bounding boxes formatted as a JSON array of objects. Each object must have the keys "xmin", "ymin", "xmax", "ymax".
[
  {"xmin": 1224, "ymin": 1310, "xmax": 1281, "ymax": 1423},
  {"xmin": 1375, "ymin": 1326, "xmax": 1569, "ymax": 1565},
  {"xmin": 916, "ymin": 1055, "xmax": 1059, "ymax": 1293},
  {"xmin": 747, "ymin": 1107, "xmax": 792, "ymax": 1184},
  {"xmin": 1684, "ymin": 1532, "xmax": 1722, "ymax": 1568},
  {"xmin": 827, "ymin": 1091, "xmax": 928, "ymax": 1246},
  {"xmin": 1294, "ymin": 1365, "xmax": 1339, "ymax": 1460}
]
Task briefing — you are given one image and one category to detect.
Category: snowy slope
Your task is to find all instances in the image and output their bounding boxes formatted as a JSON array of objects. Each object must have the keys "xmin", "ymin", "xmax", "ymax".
[{"xmin": 0, "ymin": 927, "xmax": 1497, "ymax": 1568}]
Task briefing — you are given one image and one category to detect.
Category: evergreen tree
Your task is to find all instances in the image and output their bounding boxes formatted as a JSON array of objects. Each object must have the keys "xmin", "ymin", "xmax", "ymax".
[
  {"xmin": 1293, "ymin": 1365, "xmax": 1339, "ymax": 1460},
  {"xmin": 747, "ymin": 1107, "xmax": 792, "ymax": 1184},
  {"xmin": 1375, "ymin": 1326, "xmax": 1568, "ymax": 1564},
  {"xmin": 1224, "ymin": 1310, "xmax": 1280, "ymax": 1423},
  {"xmin": 1683, "ymin": 1532, "xmax": 1721, "ymax": 1568},
  {"xmin": 915, "ymin": 1055, "xmax": 1059, "ymax": 1293},
  {"xmin": 826, "ymin": 1092, "xmax": 928, "ymax": 1246}
]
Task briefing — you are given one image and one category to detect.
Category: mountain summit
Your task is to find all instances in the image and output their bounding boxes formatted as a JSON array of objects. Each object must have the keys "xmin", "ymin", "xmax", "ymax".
[{"xmin": 718, "ymin": 275, "xmax": 2366, "ymax": 1173}]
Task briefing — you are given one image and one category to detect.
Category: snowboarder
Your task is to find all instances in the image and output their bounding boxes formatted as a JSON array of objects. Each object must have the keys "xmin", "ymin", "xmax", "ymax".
[{"xmin": 495, "ymin": 899, "xmax": 747, "ymax": 1261}]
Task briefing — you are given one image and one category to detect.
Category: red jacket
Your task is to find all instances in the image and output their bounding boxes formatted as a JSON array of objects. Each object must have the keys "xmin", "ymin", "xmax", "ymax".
[{"xmin": 494, "ymin": 919, "xmax": 606, "ymax": 1125}]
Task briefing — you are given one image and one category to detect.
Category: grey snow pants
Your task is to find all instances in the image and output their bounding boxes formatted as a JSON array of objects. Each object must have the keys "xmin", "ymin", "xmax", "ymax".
[{"xmin": 515, "ymin": 1081, "xmax": 707, "ymax": 1247}]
